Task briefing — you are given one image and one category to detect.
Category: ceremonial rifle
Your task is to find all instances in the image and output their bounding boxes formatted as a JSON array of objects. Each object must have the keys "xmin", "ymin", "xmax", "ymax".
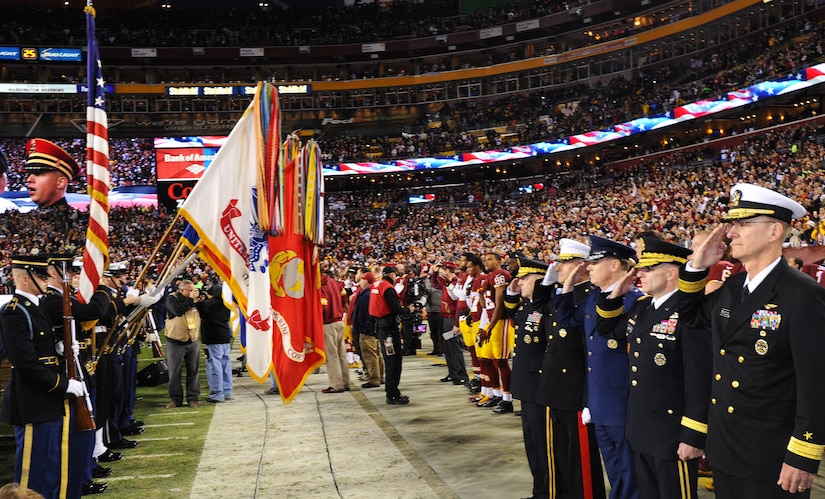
[{"xmin": 61, "ymin": 260, "xmax": 96, "ymax": 431}]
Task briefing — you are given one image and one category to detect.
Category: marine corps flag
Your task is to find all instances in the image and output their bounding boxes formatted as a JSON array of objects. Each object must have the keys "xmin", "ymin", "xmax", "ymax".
[
  {"xmin": 178, "ymin": 83, "xmax": 325, "ymax": 402},
  {"xmin": 268, "ymin": 135, "xmax": 325, "ymax": 403}
]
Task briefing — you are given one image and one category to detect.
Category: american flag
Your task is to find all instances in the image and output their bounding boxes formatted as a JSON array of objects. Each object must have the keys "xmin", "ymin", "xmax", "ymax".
[{"xmin": 77, "ymin": 3, "xmax": 110, "ymax": 304}]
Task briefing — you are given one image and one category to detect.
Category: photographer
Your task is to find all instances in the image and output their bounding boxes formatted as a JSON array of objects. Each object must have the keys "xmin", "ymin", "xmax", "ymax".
[{"xmin": 164, "ymin": 279, "xmax": 202, "ymax": 409}]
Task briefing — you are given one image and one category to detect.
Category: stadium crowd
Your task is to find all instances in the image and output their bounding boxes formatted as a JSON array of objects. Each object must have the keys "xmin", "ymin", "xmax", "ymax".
[
  {"xmin": 0, "ymin": 0, "xmax": 697, "ymax": 49},
  {"xmin": 318, "ymin": 19, "xmax": 824, "ymax": 163}
]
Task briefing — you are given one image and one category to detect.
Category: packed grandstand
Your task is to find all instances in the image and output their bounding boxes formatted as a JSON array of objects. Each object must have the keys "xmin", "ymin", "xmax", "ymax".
[{"xmin": 1, "ymin": 0, "xmax": 825, "ymax": 289}]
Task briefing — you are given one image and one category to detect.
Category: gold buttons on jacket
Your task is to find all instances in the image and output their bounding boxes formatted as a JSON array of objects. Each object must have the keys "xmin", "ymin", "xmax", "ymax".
[
  {"xmin": 711, "ymin": 398, "xmax": 717, "ymax": 404},
  {"xmin": 631, "ymin": 380, "xmax": 638, "ymax": 386},
  {"xmin": 738, "ymin": 356, "xmax": 745, "ymax": 364},
  {"xmin": 720, "ymin": 349, "xmax": 726, "ymax": 356},
  {"xmin": 715, "ymin": 374, "xmax": 722, "ymax": 381},
  {"xmin": 631, "ymin": 366, "xmax": 638, "ymax": 372},
  {"xmin": 760, "ymin": 330, "xmax": 767, "ymax": 337},
  {"xmin": 634, "ymin": 352, "xmax": 639, "ymax": 358},
  {"xmin": 732, "ymin": 380, "xmax": 740, "ymax": 388},
  {"xmin": 562, "ymin": 368, "xmax": 567, "ymax": 374},
  {"xmin": 667, "ymin": 409, "xmax": 674, "ymax": 415},
  {"xmin": 728, "ymin": 406, "xmax": 735, "ymax": 414}
]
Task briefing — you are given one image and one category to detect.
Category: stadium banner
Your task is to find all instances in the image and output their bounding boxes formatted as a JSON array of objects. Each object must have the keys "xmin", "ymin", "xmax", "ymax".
[
  {"xmin": 39, "ymin": 47, "xmax": 82, "ymax": 62},
  {"xmin": 157, "ymin": 180, "xmax": 197, "ymax": 211},
  {"xmin": 155, "ymin": 147, "xmax": 219, "ymax": 180},
  {"xmin": 0, "ymin": 47, "xmax": 20, "ymax": 60}
]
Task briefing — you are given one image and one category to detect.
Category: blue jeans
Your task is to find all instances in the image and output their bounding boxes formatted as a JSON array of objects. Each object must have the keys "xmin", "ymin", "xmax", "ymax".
[{"xmin": 205, "ymin": 343, "xmax": 233, "ymax": 401}]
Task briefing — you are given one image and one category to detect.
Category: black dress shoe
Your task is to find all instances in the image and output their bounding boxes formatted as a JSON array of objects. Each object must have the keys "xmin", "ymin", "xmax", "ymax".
[
  {"xmin": 386, "ymin": 395, "xmax": 410, "ymax": 405},
  {"xmin": 453, "ymin": 379, "xmax": 468, "ymax": 385},
  {"xmin": 93, "ymin": 465, "xmax": 113, "ymax": 478},
  {"xmin": 130, "ymin": 419, "xmax": 146, "ymax": 427},
  {"xmin": 82, "ymin": 480, "xmax": 108, "ymax": 495},
  {"xmin": 440, "ymin": 376, "xmax": 453, "ymax": 382},
  {"xmin": 121, "ymin": 426, "xmax": 144, "ymax": 436},
  {"xmin": 361, "ymin": 382, "xmax": 380, "ymax": 388},
  {"xmin": 109, "ymin": 439, "xmax": 138, "ymax": 449},
  {"xmin": 96, "ymin": 450, "xmax": 122, "ymax": 462},
  {"xmin": 492, "ymin": 400, "xmax": 514, "ymax": 414}
]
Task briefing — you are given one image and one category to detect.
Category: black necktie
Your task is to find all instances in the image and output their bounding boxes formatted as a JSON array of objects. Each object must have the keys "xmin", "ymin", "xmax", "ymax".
[{"xmin": 740, "ymin": 286, "xmax": 750, "ymax": 304}]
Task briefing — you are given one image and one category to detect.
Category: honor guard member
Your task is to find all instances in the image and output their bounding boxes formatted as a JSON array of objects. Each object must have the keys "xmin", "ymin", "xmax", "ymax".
[
  {"xmin": 41, "ymin": 254, "xmax": 112, "ymax": 496},
  {"xmin": 597, "ymin": 237, "xmax": 712, "ymax": 499},
  {"xmin": 555, "ymin": 236, "xmax": 643, "ymax": 499},
  {"xmin": 95, "ymin": 261, "xmax": 141, "ymax": 451},
  {"xmin": 1, "ymin": 255, "xmax": 85, "ymax": 499},
  {"xmin": 536, "ymin": 238, "xmax": 606, "ymax": 499},
  {"xmin": 369, "ymin": 265, "xmax": 413, "ymax": 405},
  {"xmin": 682, "ymin": 183, "xmax": 825, "ymax": 498},
  {"xmin": 504, "ymin": 255, "xmax": 556, "ymax": 499},
  {"xmin": 23, "ymin": 138, "xmax": 80, "ymax": 209}
]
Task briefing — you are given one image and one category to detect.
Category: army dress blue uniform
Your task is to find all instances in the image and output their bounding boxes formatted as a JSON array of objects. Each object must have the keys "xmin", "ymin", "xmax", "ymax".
[
  {"xmin": 1, "ymin": 291, "xmax": 70, "ymax": 499},
  {"xmin": 535, "ymin": 282, "xmax": 606, "ymax": 499},
  {"xmin": 597, "ymin": 291, "xmax": 712, "ymax": 498}
]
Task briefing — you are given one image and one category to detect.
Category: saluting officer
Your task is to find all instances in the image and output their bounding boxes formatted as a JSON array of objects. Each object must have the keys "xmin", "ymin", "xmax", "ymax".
[
  {"xmin": 536, "ymin": 238, "xmax": 606, "ymax": 499},
  {"xmin": 1, "ymin": 255, "xmax": 86, "ymax": 499},
  {"xmin": 504, "ymin": 255, "xmax": 555, "ymax": 499},
  {"xmin": 682, "ymin": 183, "xmax": 825, "ymax": 498},
  {"xmin": 555, "ymin": 236, "xmax": 643, "ymax": 499},
  {"xmin": 597, "ymin": 236, "xmax": 712, "ymax": 499}
]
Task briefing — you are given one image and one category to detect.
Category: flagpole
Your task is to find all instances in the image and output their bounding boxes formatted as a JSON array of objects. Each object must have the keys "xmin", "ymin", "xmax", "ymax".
[{"xmin": 134, "ymin": 212, "xmax": 180, "ymax": 290}]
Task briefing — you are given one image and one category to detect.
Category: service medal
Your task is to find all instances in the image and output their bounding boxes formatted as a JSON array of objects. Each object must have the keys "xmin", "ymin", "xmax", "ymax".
[
  {"xmin": 607, "ymin": 339, "xmax": 618, "ymax": 349},
  {"xmin": 524, "ymin": 335, "xmax": 531, "ymax": 344},
  {"xmin": 755, "ymin": 339, "xmax": 769, "ymax": 355},
  {"xmin": 534, "ymin": 336, "xmax": 540, "ymax": 344},
  {"xmin": 559, "ymin": 328, "xmax": 567, "ymax": 338},
  {"xmin": 654, "ymin": 353, "xmax": 666, "ymax": 366}
]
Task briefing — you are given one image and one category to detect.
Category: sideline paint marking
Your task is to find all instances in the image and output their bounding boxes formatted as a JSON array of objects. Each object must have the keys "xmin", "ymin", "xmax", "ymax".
[
  {"xmin": 106, "ymin": 473, "xmax": 176, "ymax": 482},
  {"xmin": 138, "ymin": 436, "xmax": 191, "ymax": 442},
  {"xmin": 126, "ymin": 453, "xmax": 184, "ymax": 459}
]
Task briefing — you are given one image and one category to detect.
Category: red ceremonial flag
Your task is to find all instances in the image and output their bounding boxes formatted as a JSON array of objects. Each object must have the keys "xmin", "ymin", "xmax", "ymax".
[
  {"xmin": 269, "ymin": 135, "xmax": 325, "ymax": 403},
  {"xmin": 78, "ymin": 3, "xmax": 109, "ymax": 304}
]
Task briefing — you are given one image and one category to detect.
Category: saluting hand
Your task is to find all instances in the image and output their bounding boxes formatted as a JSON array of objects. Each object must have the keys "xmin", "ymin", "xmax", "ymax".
[
  {"xmin": 562, "ymin": 261, "xmax": 588, "ymax": 293},
  {"xmin": 608, "ymin": 269, "xmax": 637, "ymax": 299},
  {"xmin": 690, "ymin": 225, "xmax": 728, "ymax": 270}
]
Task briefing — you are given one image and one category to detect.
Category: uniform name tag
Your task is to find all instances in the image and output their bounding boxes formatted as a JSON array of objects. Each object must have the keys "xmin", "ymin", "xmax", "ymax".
[{"xmin": 720, "ymin": 308, "xmax": 730, "ymax": 318}]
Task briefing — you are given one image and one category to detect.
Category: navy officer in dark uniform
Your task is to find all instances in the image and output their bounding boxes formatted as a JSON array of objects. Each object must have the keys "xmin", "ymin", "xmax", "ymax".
[
  {"xmin": 504, "ymin": 255, "xmax": 555, "ymax": 499},
  {"xmin": 23, "ymin": 138, "xmax": 80, "ymax": 209},
  {"xmin": 597, "ymin": 236, "xmax": 712, "ymax": 498},
  {"xmin": 682, "ymin": 183, "xmax": 825, "ymax": 497},
  {"xmin": 1, "ymin": 254, "xmax": 86, "ymax": 499},
  {"xmin": 537, "ymin": 238, "xmax": 606, "ymax": 499}
]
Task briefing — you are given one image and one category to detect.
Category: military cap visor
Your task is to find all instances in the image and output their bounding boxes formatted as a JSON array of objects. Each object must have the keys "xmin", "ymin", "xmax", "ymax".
[
  {"xmin": 723, "ymin": 183, "xmax": 806, "ymax": 223},
  {"xmin": 516, "ymin": 256, "xmax": 549, "ymax": 278},
  {"xmin": 585, "ymin": 236, "xmax": 637, "ymax": 263},
  {"xmin": 24, "ymin": 139, "xmax": 80, "ymax": 180},
  {"xmin": 12, "ymin": 255, "xmax": 51, "ymax": 278},
  {"xmin": 556, "ymin": 238, "xmax": 591, "ymax": 261},
  {"xmin": 635, "ymin": 237, "xmax": 692, "ymax": 269}
]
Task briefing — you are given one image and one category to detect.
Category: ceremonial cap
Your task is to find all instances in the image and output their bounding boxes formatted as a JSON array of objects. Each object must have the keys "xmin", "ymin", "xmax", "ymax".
[
  {"xmin": 556, "ymin": 238, "xmax": 591, "ymax": 261},
  {"xmin": 11, "ymin": 254, "xmax": 50, "ymax": 278},
  {"xmin": 724, "ymin": 183, "xmax": 806, "ymax": 223},
  {"xmin": 24, "ymin": 139, "xmax": 80, "ymax": 180},
  {"xmin": 516, "ymin": 256, "xmax": 549, "ymax": 278},
  {"xmin": 104, "ymin": 261, "xmax": 129, "ymax": 276},
  {"xmin": 382, "ymin": 265, "xmax": 398, "ymax": 275},
  {"xmin": 635, "ymin": 237, "xmax": 692, "ymax": 269},
  {"xmin": 361, "ymin": 272, "xmax": 376, "ymax": 284},
  {"xmin": 586, "ymin": 236, "xmax": 636, "ymax": 263},
  {"xmin": 46, "ymin": 253, "xmax": 75, "ymax": 264}
]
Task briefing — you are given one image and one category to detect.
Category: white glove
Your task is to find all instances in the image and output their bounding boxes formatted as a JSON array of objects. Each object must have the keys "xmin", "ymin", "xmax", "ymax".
[
  {"xmin": 66, "ymin": 379, "xmax": 85, "ymax": 397},
  {"xmin": 542, "ymin": 262, "xmax": 559, "ymax": 286},
  {"xmin": 127, "ymin": 287, "xmax": 140, "ymax": 298},
  {"xmin": 581, "ymin": 407, "xmax": 592, "ymax": 425},
  {"xmin": 71, "ymin": 341, "xmax": 80, "ymax": 357},
  {"xmin": 55, "ymin": 340, "xmax": 65, "ymax": 356},
  {"xmin": 138, "ymin": 293, "xmax": 163, "ymax": 307}
]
